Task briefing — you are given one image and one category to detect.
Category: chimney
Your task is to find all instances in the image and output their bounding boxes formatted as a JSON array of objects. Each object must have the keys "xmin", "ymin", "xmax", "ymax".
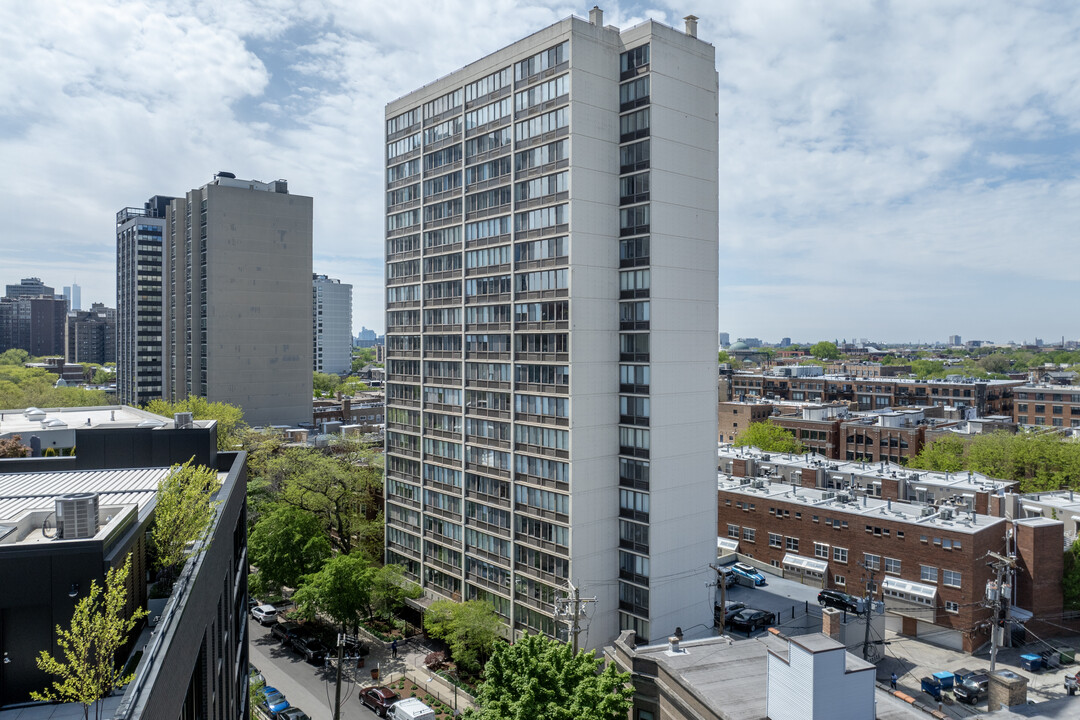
[
  {"xmin": 684, "ymin": 14, "xmax": 699, "ymax": 38},
  {"xmin": 589, "ymin": 5, "xmax": 603, "ymax": 25},
  {"xmin": 667, "ymin": 635, "xmax": 681, "ymax": 653}
]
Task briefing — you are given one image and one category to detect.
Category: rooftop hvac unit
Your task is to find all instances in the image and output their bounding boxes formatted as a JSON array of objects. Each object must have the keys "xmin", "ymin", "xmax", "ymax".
[
  {"xmin": 174, "ymin": 412, "xmax": 194, "ymax": 429},
  {"xmin": 55, "ymin": 493, "xmax": 99, "ymax": 539}
]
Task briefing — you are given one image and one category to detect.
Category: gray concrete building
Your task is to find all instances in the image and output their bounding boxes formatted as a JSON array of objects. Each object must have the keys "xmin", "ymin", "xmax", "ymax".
[
  {"xmin": 117, "ymin": 196, "xmax": 173, "ymax": 407},
  {"xmin": 163, "ymin": 174, "xmax": 313, "ymax": 427},
  {"xmin": 313, "ymin": 273, "xmax": 353, "ymax": 375},
  {"xmin": 66, "ymin": 302, "xmax": 116, "ymax": 365},
  {"xmin": 383, "ymin": 9, "xmax": 718, "ymax": 648}
]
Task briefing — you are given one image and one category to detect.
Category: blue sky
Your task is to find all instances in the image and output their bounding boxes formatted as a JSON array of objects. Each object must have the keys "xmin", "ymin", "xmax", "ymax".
[{"xmin": 1, "ymin": 1, "xmax": 1078, "ymax": 344}]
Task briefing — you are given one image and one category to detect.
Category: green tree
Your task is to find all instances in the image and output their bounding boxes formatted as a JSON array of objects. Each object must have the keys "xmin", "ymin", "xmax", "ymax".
[
  {"xmin": 732, "ymin": 422, "xmax": 804, "ymax": 454},
  {"xmin": 0, "ymin": 364, "xmax": 110, "ymax": 409},
  {"xmin": 1063, "ymin": 538, "xmax": 1080, "ymax": 612},
  {"xmin": 809, "ymin": 341, "xmax": 841, "ymax": 360},
  {"xmin": 470, "ymin": 633, "xmax": 633, "ymax": 720},
  {"xmin": 910, "ymin": 359, "xmax": 946, "ymax": 379},
  {"xmin": 977, "ymin": 354, "xmax": 1012, "ymax": 374},
  {"xmin": 352, "ymin": 348, "xmax": 376, "ymax": 373},
  {"xmin": 91, "ymin": 368, "xmax": 112, "ymax": 385},
  {"xmin": 32, "ymin": 554, "xmax": 148, "ymax": 720},
  {"xmin": 424, "ymin": 599, "xmax": 503, "ymax": 675},
  {"xmin": 371, "ymin": 564, "xmax": 423, "ymax": 621},
  {"xmin": 150, "ymin": 459, "xmax": 220, "ymax": 591},
  {"xmin": 143, "ymin": 397, "xmax": 245, "ymax": 450},
  {"xmin": 0, "ymin": 348, "xmax": 29, "ymax": 365},
  {"xmin": 313, "ymin": 371, "xmax": 342, "ymax": 395},
  {"xmin": 908, "ymin": 435, "xmax": 966, "ymax": 473},
  {"xmin": 292, "ymin": 551, "xmax": 375, "ymax": 630},
  {"xmin": 248, "ymin": 505, "xmax": 331, "ymax": 596},
  {"xmin": 717, "ymin": 350, "xmax": 731, "ymax": 364}
]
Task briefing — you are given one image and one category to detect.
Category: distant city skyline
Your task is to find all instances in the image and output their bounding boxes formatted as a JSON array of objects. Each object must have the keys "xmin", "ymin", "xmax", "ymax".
[{"xmin": 3, "ymin": 1, "xmax": 1079, "ymax": 340}]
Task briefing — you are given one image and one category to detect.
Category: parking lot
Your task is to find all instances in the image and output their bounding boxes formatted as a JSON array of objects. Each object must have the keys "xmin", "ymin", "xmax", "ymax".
[{"xmin": 715, "ymin": 570, "xmax": 825, "ymax": 637}]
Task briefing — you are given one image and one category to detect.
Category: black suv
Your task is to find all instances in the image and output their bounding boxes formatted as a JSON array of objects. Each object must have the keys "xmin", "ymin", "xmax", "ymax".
[
  {"xmin": 292, "ymin": 636, "xmax": 330, "ymax": 664},
  {"xmin": 955, "ymin": 674, "xmax": 989, "ymax": 704},
  {"xmin": 270, "ymin": 621, "xmax": 302, "ymax": 644},
  {"xmin": 818, "ymin": 589, "xmax": 859, "ymax": 613}
]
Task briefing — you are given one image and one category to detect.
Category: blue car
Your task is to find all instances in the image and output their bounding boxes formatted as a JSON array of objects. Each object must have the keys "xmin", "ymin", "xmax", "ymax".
[
  {"xmin": 731, "ymin": 562, "xmax": 766, "ymax": 586},
  {"xmin": 262, "ymin": 687, "xmax": 290, "ymax": 717}
]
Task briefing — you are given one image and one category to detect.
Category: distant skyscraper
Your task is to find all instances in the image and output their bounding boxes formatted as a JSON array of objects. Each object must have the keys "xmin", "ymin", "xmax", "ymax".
[
  {"xmin": 948, "ymin": 334, "xmax": 961, "ymax": 346},
  {"xmin": 163, "ymin": 174, "xmax": 313, "ymax": 426},
  {"xmin": 383, "ymin": 11, "xmax": 718, "ymax": 647},
  {"xmin": 62, "ymin": 283, "xmax": 81, "ymax": 312},
  {"xmin": 718, "ymin": 332, "xmax": 730, "ymax": 347},
  {"xmin": 313, "ymin": 274, "xmax": 353, "ymax": 375},
  {"xmin": 117, "ymin": 196, "xmax": 173, "ymax": 406},
  {"xmin": 780, "ymin": 337, "xmax": 791, "ymax": 347},
  {"xmin": 4, "ymin": 277, "xmax": 54, "ymax": 299}
]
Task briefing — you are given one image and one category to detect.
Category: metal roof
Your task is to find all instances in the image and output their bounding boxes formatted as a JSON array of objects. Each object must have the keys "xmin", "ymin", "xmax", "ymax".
[{"xmin": 0, "ymin": 467, "xmax": 169, "ymax": 520}]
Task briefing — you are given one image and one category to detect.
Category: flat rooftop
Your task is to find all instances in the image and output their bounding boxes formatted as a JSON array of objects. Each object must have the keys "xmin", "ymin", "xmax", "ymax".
[
  {"xmin": 628, "ymin": 633, "xmax": 924, "ymax": 720},
  {"xmin": 717, "ymin": 475, "xmax": 1006, "ymax": 534},
  {"xmin": 0, "ymin": 405, "xmax": 212, "ymax": 437}
]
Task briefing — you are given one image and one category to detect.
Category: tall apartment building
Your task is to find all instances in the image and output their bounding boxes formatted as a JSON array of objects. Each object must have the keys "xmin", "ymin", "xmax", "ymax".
[
  {"xmin": 66, "ymin": 302, "xmax": 117, "ymax": 364},
  {"xmin": 0, "ymin": 296, "xmax": 68, "ymax": 356},
  {"xmin": 117, "ymin": 196, "xmax": 173, "ymax": 406},
  {"xmin": 4, "ymin": 277, "xmax": 54, "ymax": 299},
  {"xmin": 384, "ymin": 9, "xmax": 718, "ymax": 647},
  {"xmin": 163, "ymin": 174, "xmax": 313, "ymax": 427},
  {"xmin": 313, "ymin": 273, "xmax": 353, "ymax": 375}
]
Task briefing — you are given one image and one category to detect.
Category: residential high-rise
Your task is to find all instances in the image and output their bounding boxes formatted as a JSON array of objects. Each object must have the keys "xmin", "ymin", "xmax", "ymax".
[
  {"xmin": 163, "ymin": 174, "xmax": 313, "ymax": 427},
  {"xmin": 0, "ymin": 297, "xmax": 67, "ymax": 356},
  {"xmin": 66, "ymin": 302, "xmax": 116, "ymax": 364},
  {"xmin": 313, "ymin": 274, "xmax": 353, "ymax": 375},
  {"xmin": 383, "ymin": 10, "xmax": 718, "ymax": 647},
  {"xmin": 117, "ymin": 196, "xmax": 173, "ymax": 406}
]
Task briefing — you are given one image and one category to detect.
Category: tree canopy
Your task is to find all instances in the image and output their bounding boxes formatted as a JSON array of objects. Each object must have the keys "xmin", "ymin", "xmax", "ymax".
[
  {"xmin": 733, "ymin": 422, "xmax": 804, "ymax": 454},
  {"xmin": 0, "ymin": 434, "xmax": 31, "ymax": 458},
  {"xmin": 809, "ymin": 341, "xmax": 841, "ymax": 360},
  {"xmin": 424, "ymin": 599, "xmax": 503, "ymax": 675},
  {"xmin": 150, "ymin": 460, "xmax": 220, "ymax": 590},
  {"xmin": 469, "ymin": 633, "xmax": 634, "ymax": 720},
  {"xmin": 0, "ymin": 363, "xmax": 110, "ymax": 409},
  {"xmin": 32, "ymin": 554, "xmax": 148, "ymax": 720},
  {"xmin": 248, "ymin": 505, "xmax": 332, "ymax": 596},
  {"xmin": 144, "ymin": 397, "xmax": 245, "ymax": 450},
  {"xmin": 292, "ymin": 551, "xmax": 375, "ymax": 629},
  {"xmin": 909, "ymin": 431, "xmax": 1080, "ymax": 492}
]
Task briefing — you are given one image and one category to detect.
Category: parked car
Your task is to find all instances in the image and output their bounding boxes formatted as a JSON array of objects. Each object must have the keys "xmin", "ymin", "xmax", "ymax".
[
  {"xmin": 261, "ymin": 686, "xmax": 290, "ymax": 717},
  {"xmin": 714, "ymin": 601, "xmax": 746, "ymax": 626},
  {"xmin": 292, "ymin": 636, "xmax": 330, "ymax": 664},
  {"xmin": 954, "ymin": 674, "xmax": 990, "ymax": 704},
  {"xmin": 718, "ymin": 566, "xmax": 737, "ymax": 588},
  {"xmin": 818, "ymin": 589, "xmax": 859, "ymax": 613},
  {"xmin": 277, "ymin": 709, "xmax": 311, "ymax": 720},
  {"xmin": 727, "ymin": 608, "xmax": 776, "ymax": 632},
  {"xmin": 731, "ymin": 562, "xmax": 767, "ymax": 586},
  {"xmin": 249, "ymin": 663, "xmax": 264, "ymax": 687},
  {"xmin": 271, "ymin": 621, "xmax": 302, "ymax": 644},
  {"xmin": 251, "ymin": 604, "xmax": 280, "ymax": 625},
  {"xmin": 360, "ymin": 686, "xmax": 402, "ymax": 717}
]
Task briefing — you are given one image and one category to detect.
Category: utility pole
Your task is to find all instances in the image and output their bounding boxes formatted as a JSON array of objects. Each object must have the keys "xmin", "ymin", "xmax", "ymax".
[
  {"xmin": 709, "ymin": 563, "xmax": 728, "ymax": 632},
  {"xmin": 554, "ymin": 581, "xmax": 596, "ymax": 654},
  {"xmin": 859, "ymin": 562, "xmax": 878, "ymax": 661},
  {"xmin": 985, "ymin": 550, "xmax": 1016, "ymax": 672},
  {"xmin": 333, "ymin": 632, "xmax": 346, "ymax": 720}
]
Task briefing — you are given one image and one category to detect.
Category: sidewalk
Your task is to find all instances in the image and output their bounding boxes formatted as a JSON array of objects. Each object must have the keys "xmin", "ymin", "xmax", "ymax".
[{"xmin": 352, "ymin": 632, "xmax": 477, "ymax": 715}]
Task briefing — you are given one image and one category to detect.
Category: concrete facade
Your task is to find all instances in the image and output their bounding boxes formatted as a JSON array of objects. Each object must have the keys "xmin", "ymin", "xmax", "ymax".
[
  {"xmin": 163, "ymin": 175, "xmax": 313, "ymax": 427},
  {"xmin": 66, "ymin": 303, "xmax": 116, "ymax": 365},
  {"xmin": 384, "ymin": 13, "xmax": 718, "ymax": 647},
  {"xmin": 313, "ymin": 274, "xmax": 353, "ymax": 375}
]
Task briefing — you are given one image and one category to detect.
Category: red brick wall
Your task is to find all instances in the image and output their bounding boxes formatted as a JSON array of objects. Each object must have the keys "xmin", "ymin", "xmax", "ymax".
[{"xmin": 1014, "ymin": 519, "xmax": 1064, "ymax": 621}]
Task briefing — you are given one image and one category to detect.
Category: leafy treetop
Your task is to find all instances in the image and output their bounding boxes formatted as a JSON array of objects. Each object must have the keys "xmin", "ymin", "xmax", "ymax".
[{"xmin": 733, "ymin": 422, "xmax": 804, "ymax": 454}]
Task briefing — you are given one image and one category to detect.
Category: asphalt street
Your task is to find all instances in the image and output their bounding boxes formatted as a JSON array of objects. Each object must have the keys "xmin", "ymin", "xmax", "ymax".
[{"xmin": 248, "ymin": 615, "xmax": 378, "ymax": 720}]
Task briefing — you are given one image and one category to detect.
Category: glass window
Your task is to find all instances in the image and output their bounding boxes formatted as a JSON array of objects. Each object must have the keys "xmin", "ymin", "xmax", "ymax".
[{"xmin": 620, "ymin": 44, "xmax": 650, "ymax": 73}]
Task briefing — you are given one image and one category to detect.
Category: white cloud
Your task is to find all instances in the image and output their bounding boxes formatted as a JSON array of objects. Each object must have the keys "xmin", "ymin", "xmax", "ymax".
[{"xmin": 0, "ymin": 0, "xmax": 1078, "ymax": 343}]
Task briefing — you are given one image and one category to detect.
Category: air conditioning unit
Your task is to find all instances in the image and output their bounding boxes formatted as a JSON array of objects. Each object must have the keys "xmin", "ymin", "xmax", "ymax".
[
  {"xmin": 174, "ymin": 412, "xmax": 194, "ymax": 429},
  {"xmin": 55, "ymin": 493, "xmax": 100, "ymax": 539}
]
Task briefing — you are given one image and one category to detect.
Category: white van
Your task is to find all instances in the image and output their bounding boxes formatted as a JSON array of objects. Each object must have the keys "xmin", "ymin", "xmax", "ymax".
[{"xmin": 386, "ymin": 697, "xmax": 437, "ymax": 720}]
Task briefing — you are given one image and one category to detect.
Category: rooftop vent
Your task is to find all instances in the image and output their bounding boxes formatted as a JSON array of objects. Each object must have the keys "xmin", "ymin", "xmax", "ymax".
[
  {"xmin": 684, "ymin": 15, "xmax": 698, "ymax": 38},
  {"xmin": 56, "ymin": 493, "xmax": 99, "ymax": 540},
  {"xmin": 174, "ymin": 412, "xmax": 194, "ymax": 429}
]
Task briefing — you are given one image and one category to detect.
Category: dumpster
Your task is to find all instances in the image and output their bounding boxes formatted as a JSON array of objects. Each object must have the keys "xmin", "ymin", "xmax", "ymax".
[
  {"xmin": 1060, "ymin": 648, "xmax": 1075, "ymax": 665},
  {"xmin": 921, "ymin": 676, "xmax": 942, "ymax": 701},
  {"xmin": 933, "ymin": 671, "xmax": 955, "ymax": 689},
  {"xmin": 952, "ymin": 668, "xmax": 975, "ymax": 686},
  {"xmin": 1020, "ymin": 654, "xmax": 1042, "ymax": 672}
]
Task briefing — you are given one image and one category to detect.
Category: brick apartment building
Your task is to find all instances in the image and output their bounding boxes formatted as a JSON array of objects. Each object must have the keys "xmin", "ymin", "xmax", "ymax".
[
  {"xmin": 717, "ymin": 400, "xmax": 775, "ymax": 443},
  {"xmin": 716, "ymin": 448, "xmax": 1060, "ymax": 653},
  {"xmin": 824, "ymin": 362, "xmax": 911, "ymax": 378},
  {"xmin": 1013, "ymin": 384, "xmax": 1080, "ymax": 428},
  {"xmin": 731, "ymin": 369, "xmax": 1021, "ymax": 416}
]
